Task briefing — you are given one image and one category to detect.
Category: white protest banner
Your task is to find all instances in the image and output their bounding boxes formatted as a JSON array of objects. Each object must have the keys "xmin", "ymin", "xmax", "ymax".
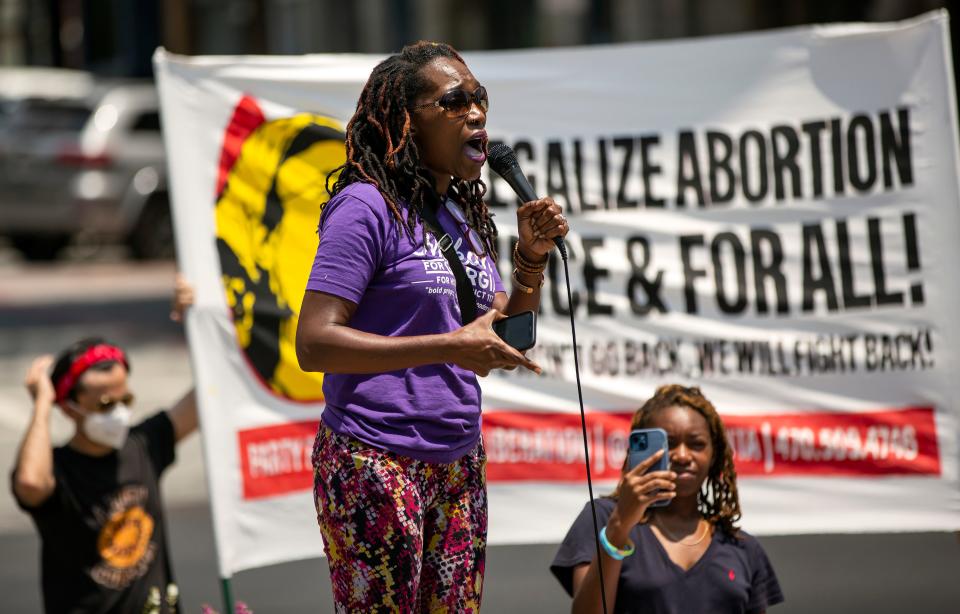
[{"xmin": 155, "ymin": 11, "xmax": 960, "ymax": 575}]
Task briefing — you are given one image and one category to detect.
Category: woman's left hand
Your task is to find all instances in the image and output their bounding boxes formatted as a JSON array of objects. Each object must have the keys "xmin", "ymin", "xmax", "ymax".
[
  {"xmin": 516, "ymin": 197, "xmax": 569, "ymax": 260},
  {"xmin": 170, "ymin": 273, "xmax": 195, "ymax": 323}
]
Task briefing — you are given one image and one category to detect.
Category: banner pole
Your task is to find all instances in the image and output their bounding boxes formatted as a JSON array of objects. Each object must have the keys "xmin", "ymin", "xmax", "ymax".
[
  {"xmin": 180, "ymin": 309, "xmax": 238, "ymax": 614},
  {"xmin": 221, "ymin": 577, "xmax": 235, "ymax": 613}
]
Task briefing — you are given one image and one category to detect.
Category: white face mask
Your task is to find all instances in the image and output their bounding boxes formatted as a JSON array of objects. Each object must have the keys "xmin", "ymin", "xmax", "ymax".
[{"xmin": 71, "ymin": 402, "xmax": 132, "ymax": 449}]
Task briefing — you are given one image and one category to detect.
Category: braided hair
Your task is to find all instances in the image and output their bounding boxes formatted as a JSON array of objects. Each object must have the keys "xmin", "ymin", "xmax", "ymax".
[
  {"xmin": 327, "ymin": 41, "xmax": 498, "ymax": 256},
  {"xmin": 612, "ymin": 384, "xmax": 742, "ymax": 536}
]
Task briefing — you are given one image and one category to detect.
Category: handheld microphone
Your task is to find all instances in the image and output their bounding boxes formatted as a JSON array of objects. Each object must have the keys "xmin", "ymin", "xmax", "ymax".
[
  {"xmin": 487, "ymin": 143, "xmax": 567, "ymax": 260},
  {"xmin": 489, "ymin": 143, "xmax": 607, "ymax": 612}
]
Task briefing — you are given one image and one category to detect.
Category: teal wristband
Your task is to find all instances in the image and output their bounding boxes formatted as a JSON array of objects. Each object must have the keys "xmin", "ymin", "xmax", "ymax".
[{"xmin": 599, "ymin": 526, "xmax": 635, "ymax": 560}]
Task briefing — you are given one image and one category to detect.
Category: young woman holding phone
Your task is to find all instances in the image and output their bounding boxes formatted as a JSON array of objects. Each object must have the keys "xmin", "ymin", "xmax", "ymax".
[{"xmin": 551, "ymin": 385, "xmax": 784, "ymax": 614}]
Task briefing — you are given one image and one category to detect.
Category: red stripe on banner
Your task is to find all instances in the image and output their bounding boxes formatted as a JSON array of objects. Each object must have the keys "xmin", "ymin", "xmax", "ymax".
[
  {"xmin": 482, "ymin": 407, "xmax": 941, "ymax": 482},
  {"xmin": 215, "ymin": 95, "xmax": 266, "ymax": 197},
  {"xmin": 482, "ymin": 412, "xmax": 634, "ymax": 482},
  {"xmin": 723, "ymin": 407, "xmax": 941, "ymax": 477},
  {"xmin": 235, "ymin": 408, "xmax": 941, "ymax": 498},
  {"xmin": 238, "ymin": 421, "xmax": 319, "ymax": 500}
]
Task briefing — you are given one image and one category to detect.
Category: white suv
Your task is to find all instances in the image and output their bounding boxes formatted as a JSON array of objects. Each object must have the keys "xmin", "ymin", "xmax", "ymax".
[{"xmin": 0, "ymin": 78, "xmax": 172, "ymax": 260}]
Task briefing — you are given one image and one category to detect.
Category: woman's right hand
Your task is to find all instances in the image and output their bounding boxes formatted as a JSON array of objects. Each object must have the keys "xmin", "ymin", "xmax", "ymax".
[
  {"xmin": 606, "ymin": 450, "xmax": 677, "ymax": 544},
  {"xmin": 448, "ymin": 309, "xmax": 542, "ymax": 377}
]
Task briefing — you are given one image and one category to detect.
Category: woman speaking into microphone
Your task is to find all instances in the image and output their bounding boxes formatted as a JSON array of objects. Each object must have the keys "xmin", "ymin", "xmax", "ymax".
[{"xmin": 296, "ymin": 41, "xmax": 568, "ymax": 612}]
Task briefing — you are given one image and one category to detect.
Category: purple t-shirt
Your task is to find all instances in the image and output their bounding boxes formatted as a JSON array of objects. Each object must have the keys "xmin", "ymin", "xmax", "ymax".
[{"xmin": 306, "ymin": 182, "xmax": 504, "ymax": 463}]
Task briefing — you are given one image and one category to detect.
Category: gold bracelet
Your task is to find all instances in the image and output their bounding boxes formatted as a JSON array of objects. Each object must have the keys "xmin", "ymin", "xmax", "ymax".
[{"xmin": 512, "ymin": 268, "xmax": 544, "ymax": 294}]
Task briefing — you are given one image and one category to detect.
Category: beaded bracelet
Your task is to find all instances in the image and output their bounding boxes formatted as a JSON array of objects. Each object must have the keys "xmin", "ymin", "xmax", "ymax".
[
  {"xmin": 515, "ymin": 251, "xmax": 547, "ymax": 272},
  {"xmin": 515, "ymin": 262, "xmax": 546, "ymax": 276},
  {"xmin": 515, "ymin": 264, "xmax": 545, "ymax": 277},
  {"xmin": 598, "ymin": 526, "xmax": 636, "ymax": 560},
  {"xmin": 513, "ymin": 243, "xmax": 547, "ymax": 274}
]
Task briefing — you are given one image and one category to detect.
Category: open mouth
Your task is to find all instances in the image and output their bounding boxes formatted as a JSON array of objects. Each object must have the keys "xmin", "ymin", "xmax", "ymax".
[{"xmin": 463, "ymin": 133, "xmax": 487, "ymax": 163}]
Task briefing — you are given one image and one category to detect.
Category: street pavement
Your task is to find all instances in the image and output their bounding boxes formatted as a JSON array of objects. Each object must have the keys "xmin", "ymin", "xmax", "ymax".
[{"xmin": 1, "ymin": 257, "xmax": 958, "ymax": 613}]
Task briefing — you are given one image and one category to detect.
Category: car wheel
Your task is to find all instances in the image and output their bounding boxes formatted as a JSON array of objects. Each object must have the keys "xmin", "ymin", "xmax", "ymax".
[
  {"xmin": 129, "ymin": 193, "xmax": 175, "ymax": 260},
  {"xmin": 9, "ymin": 234, "xmax": 72, "ymax": 261}
]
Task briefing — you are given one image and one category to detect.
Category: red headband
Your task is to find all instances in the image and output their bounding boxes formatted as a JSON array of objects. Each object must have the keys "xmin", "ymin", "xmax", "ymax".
[{"xmin": 54, "ymin": 344, "xmax": 128, "ymax": 403}]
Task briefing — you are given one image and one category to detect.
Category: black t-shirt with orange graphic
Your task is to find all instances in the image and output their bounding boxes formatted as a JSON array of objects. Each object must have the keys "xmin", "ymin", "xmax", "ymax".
[{"xmin": 15, "ymin": 412, "xmax": 179, "ymax": 614}]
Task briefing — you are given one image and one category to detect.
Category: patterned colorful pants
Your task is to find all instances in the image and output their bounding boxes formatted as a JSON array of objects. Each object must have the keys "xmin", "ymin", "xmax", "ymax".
[{"xmin": 312, "ymin": 422, "xmax": 487, "ymax": 613}]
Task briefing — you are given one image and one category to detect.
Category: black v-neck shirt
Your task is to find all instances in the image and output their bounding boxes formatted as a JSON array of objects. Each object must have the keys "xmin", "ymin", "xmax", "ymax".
[{"xmin": 551, "ymin": 498, "xmax": 784, "ymax": 614}]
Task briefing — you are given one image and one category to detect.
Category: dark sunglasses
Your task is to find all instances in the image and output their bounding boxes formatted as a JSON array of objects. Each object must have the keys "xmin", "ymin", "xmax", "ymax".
[{"xmin": 413, "ymin": 86, "xmax": 489, "ymax": 118}]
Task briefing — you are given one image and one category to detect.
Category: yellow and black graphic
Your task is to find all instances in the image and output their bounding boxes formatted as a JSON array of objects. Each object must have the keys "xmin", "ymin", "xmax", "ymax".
[
  {"xmin": 90, "ymin": 493, "xmax": 157, "ymax": 590},
  {"xmin": 215, "ymin": 96, "xmax": 345, "ymax": 401}
]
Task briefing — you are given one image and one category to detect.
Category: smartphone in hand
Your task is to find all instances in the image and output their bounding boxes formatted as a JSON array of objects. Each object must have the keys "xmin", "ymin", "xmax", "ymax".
[
  {"xmin": 492, "ymin": 310, "xmax": 537, "ymax": 352},
  {"xmin": 627, "ymin": 427, "xmax": 671, "ymax": 508}
]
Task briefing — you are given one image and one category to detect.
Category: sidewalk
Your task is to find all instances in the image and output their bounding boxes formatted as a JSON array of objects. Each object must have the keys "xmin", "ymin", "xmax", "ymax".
[{"xmin": 0, "ymin": 261, "xmax": 177, "ymax": 306}]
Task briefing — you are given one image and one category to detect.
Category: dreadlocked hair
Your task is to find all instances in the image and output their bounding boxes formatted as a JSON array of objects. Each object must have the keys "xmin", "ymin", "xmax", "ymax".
[
  {"xmin": 326, "ymin": 41, "xmax": 498, "ymax": 257},
  {"xmin": 611, "ymin": 384, "xmax": 742, "ymax": 537}
]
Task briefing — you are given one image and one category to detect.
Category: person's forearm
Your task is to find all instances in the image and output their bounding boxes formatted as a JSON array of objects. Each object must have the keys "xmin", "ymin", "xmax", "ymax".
[
  {"xmin": 572, "ymin": 553, "xmax": 623, "ymax": 614},
  {"xmin": 505, "ymin": 269, "xmax": 543, "ymax": 315},
  {"xmin": 13, "ymin": 401, "xmax": 55, "ymax": 499},
  {"xmin": 298, "ymin": 325, "xmax": 454, "ymax": 374},
  {"xmin": 572, "ymin": 513, "xmax": 633, "ymax": 614},
  {"xmin": 572, "ymin": 554, "xmax": 622, "ymax": 614},
  {"xmin": 168, "ymin": 389, "xmax": 198, "ymax": 442},
  {"xmin": 505, "ymin": 246, "xmax": 547, "ymax": 316}
]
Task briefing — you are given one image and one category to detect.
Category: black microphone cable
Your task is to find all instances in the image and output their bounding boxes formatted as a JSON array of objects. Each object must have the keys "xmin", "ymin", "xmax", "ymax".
[{"xmin": 488, "ymin": 144, "xmax": 610, "ymax": 614}]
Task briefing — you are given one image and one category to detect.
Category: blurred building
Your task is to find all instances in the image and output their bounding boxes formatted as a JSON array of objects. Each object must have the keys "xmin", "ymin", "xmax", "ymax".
[{"xmin": 0, "ymin": 0, "xmax": 956, "ymax": 76}]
